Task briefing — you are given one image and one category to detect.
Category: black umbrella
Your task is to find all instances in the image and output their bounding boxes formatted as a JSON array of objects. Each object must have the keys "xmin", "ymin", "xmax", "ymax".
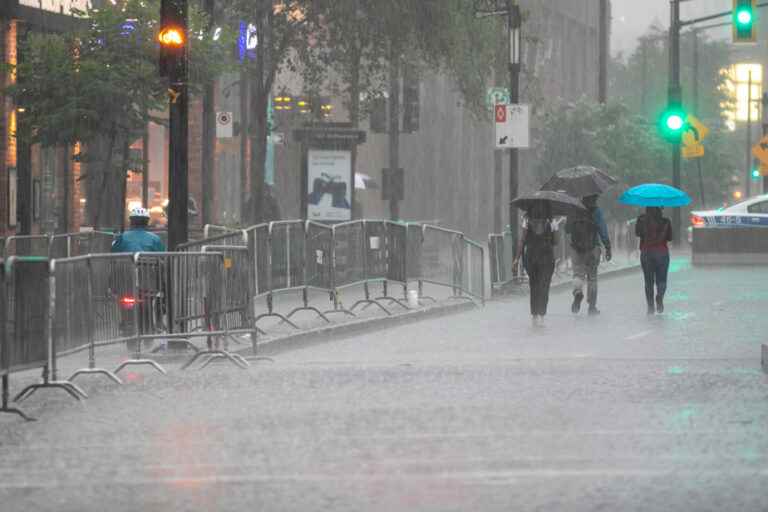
[
  {"xmin": 540, "ymin": 165, "xmax": 618, "ymax": 197},
  {"xmin": 510, "ymin": 190, "xmax": 587, "ymax": 217}
]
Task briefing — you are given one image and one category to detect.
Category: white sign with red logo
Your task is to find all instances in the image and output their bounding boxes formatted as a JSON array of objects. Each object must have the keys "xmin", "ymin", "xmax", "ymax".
[{"xmin": 494, "ymin": 104, "xmax": 530, "ymax": 149}]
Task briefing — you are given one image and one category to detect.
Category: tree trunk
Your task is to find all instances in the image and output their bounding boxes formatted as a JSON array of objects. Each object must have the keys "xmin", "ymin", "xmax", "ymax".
[
  {"xmin": 91, "ymin": 125, "xmax": 118, "ymax": 229},
  {"xmin": 249, "ymin": 86, "xmax": 268, "ymax": 225},
  {"xmin": 349, "ymin": 45, "xmax": 362, "ymax": 219}
]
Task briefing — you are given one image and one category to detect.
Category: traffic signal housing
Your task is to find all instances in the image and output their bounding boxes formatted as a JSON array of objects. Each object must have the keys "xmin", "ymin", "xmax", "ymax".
[
  {"xmin": 733, "ymin": 0, "xmax": 757, "ymax": 44},
  {"xmin": 659, "ymin": 105, "xmax": 687, "ymax": 143},
  {"xmin": 159, "ymin": 0, "xmax": 187, "ymax": 78}
]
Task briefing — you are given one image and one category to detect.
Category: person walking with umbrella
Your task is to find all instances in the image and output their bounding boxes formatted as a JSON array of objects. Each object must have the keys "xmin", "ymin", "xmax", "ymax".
[
  {"xmin": 620, "ymin": 183, "xmax": 691, "ymax": 315},
  {"xmin": 512, "ymin": 191, "xmax": 586, "ymax": 327},
  {"xmin": 541, "ymin": 166, "xmax": 618, "ymax": 316}
]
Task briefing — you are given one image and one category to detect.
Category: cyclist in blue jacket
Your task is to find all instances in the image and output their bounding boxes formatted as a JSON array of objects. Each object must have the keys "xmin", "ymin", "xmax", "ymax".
[{"xmin": 111, "ymin": 207, "xmax": 166, "ymax": 253}]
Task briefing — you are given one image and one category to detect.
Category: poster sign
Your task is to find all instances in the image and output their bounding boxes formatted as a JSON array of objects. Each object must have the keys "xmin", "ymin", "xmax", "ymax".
[
  {"xmin": 307, "ymin": 150, "xmax": 352, "ymax": 222},
  {"xmin": 216, "ymin": 111, "xmax": 233, "ymax": 138}
]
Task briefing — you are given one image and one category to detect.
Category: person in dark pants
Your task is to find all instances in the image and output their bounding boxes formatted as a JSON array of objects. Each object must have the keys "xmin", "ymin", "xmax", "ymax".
[
  {"xmin": 635, "ymin": 206, "xmax": 672, "ymax": 315},
  {"xmin": 514, "ymin": 202, "xmax": 557, "ymax": 327}
]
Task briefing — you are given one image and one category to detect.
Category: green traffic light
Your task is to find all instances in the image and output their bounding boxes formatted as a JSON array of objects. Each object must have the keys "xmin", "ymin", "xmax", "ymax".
[
  {"xmin": 752, "ymin": 169, "xmax": 761, "ymax": 179},
  {"xmin": 666, "ymin": 114, "xmax": 684, "ymax": 131},
  {"xmin": 736, "ymin": 8, "xmax": 753, "ymax": 26}
]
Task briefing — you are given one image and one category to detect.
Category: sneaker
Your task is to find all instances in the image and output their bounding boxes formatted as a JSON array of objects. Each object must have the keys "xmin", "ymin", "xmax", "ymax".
[
  {"xmin": 588, "ymin": 306, "xmax": 600, "ymax": 315},
  {"xmin": 531, "ymin": 315, "xmax": 539, "ymax": 327},
  {"xmin": 656, "ymin": 295, "xmax": 664, "ymax": 314},
  {"xmin": 647, "ymin": 304, "xmax": 656, "ymax": 315},
  {"xmin": 571, "ymin": 292, "xmax": 584, "ymax": 314}
]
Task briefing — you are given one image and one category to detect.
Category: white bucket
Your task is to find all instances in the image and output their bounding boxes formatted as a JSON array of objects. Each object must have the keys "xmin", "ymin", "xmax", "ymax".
[{"xmin": 407, "ymin": 289, "xmax": 419, "ymax": 308}]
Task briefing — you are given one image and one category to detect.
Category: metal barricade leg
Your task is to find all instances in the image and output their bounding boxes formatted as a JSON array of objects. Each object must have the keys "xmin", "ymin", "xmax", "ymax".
[
  {"xmin": 374, "ymin": 280, "xmax": 410, "ymax": 310},
  {"xmin": 253, "ymin": 293, "xmax": 301, "ymax": 331},
  {"xmin": 286, "ymin": 287, "xmax": 331, "ymax": 323},
  {"xmin": 0, "ymin": 375, "xmax": 35, "ymax": 421},
  {"xmin": 14, "ymin": 365, "xmax": 87, "ymax": 403}
]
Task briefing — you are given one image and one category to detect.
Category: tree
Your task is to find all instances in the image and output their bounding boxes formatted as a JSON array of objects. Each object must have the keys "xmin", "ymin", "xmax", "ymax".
[{"xmin": 5, "ymin": 0, "xmax": 229, "ymax": 229}]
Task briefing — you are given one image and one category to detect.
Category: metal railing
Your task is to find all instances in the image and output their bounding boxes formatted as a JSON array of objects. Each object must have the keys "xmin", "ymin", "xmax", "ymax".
[{"xmin": 5, "ymin": 232, "xmax": 115, "ymax": 259}]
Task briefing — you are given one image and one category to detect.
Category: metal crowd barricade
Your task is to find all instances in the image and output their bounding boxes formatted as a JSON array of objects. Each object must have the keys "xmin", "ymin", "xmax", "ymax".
[
  {"xmin": 177, "ymin": 229, "xmax": 248, "ymax": 252},
  {"xmin": 204, "ymin": 224, "xmax": 241, "ymax": 239},
  {"xmin": 67, "ymin": 231, "xmax": 116, "ymax": 256},
  {"xmin": 10, "ymin": 257, "xmax": 86, "ymax": 405},
  {"xmin": 5, "ymin": 235, "xmax": 51, "ymax": 258},
  {"xmin": 54, "ymin": 255, "xmax": 130, "ymax": 385},
  {"xmin": 333, "ymin": 220, "xmax": 390, "ymax": 315},
  {"xmin": 420, "ymin": 225, "xmax": 478, "ymax": 304},
  {"xmin": 284, "ymin": 221, "xmax": 333, "ymax": 323},
  {"xmin": 488, "ymin": 230, "xmax": 519, "ymax": 290},
  {"xmin": 250, "ymin": 222, "xmax": 302, "ymax": 329},
  {"xmin": 352, "ymin": 221, "xmax": 409, "ymax": 312},
  {"xmin": 181, "ymin": 246, "xmax": 253, "ymax": 370},
  {"xmin": 0, "ymin": 259, "xmax": 35, "ymax": 420},
  {"xmin": 378, "ymin": 221, "xmax": 410, "ymax": 309},
  {"xmin": 460, "ymin": 239, "xmax": 486, "ymax": 304}
]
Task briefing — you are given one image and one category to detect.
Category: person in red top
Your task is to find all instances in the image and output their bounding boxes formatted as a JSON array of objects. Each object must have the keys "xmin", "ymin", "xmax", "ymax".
[{"xmin": 635, "ymin": 206, "xmax": 673, "ymax": 315}]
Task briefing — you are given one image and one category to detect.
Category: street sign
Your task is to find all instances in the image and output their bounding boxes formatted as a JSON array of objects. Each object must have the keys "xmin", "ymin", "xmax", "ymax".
[
  {"xmin": 216, "ymin": 111, "xmax": 233, "ymax": 138},
  {"xmin": 682, "ymin": 143, "xmax": 705, "ymax": 159},
  {"xmin": 681, "ymin": 115, "xmax": 710, "ymax": 159},
  {"xmin": 495, "ymin": 104, "xmax": 529, "ymax": 149},
  {"xmin": 486, "ymin": 87, "xmax": 510, "ymax": 109},
  {"xmin": 752, "ymin": 135, "xmax": 768, "ymax": 167}
]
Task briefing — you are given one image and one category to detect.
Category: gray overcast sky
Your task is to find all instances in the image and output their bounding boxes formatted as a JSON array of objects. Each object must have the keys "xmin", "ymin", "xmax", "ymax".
[{"xmin": 612, "ymin": 0, "xmax": 732, "ymax": 57}]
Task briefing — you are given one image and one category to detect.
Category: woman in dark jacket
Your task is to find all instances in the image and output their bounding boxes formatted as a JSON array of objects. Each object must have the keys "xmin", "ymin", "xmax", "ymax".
[
  {"xmin": 635, "ymin": 206, "xmax": 673, "ymax": 315},
  {"xmin": 514, "ymin": 202, "xmax": 557, "ymax": 327}
]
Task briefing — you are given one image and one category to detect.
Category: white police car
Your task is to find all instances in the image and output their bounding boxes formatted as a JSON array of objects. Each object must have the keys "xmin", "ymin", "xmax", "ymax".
[{"xmin": 690, "ymin": 194, "xmax": 768, "ymax": 229}]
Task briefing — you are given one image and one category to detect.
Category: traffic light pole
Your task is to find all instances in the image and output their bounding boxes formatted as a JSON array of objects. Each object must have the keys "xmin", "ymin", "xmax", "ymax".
[
  {"xmin": 508, "ymin": 0, "xmax": 520, "ymax": 243},
  {"xmin": 166, "ymin": 0, "xmax": 189, "ymax": 250},
  {"xmin": 670, "ymin": 0, "xmax": 682, "ymax": 246},
  {"xmin": 747, "ymin": 70, "xmax": 754, "ymax": 198}
]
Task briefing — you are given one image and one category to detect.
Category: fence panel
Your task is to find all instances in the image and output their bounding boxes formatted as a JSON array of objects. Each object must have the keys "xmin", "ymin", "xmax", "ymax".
[
  {"xmin": 489, "ymin": 231, "xmax": 515, "ymax": 286},
  {"xmin": 461, "ymin": 239, "xmax": 485, "ymax": 302},
  {"xmin": 420, "ymin": 226, "xmax": 462, "ymax": 291},
  {"xmin": 305, "ymin": 222, "xmax": 333, "ymax": 291},
  {"xmin": 364, "ymin": 221, "xmax": 389, "ymax": 282},
  {"xmin": 269, "ymin": 221, "xmax": 305, "ymax": 292},
  {"xmin": 51, "ymin": 258, "xmax": 92, "ymax": 357},
  {"xmin": 332, "ymin": 221, "xmax": 366, "ymax": 289},
  {"xmin": 248, "ymin": 224, "xmax": 270, "ymax": 295},
  {"xmin": 6, "ymin": 236, "xmax": 50, "ymax": 257},
  {"xmin": 406, "ymin": 223, "xmax": 423, "ymax": 281},
  {"xmin": 70, "ymin": 232, "xmax": 116, "ymax": 256},
  {"xmin": 89, "ymin": 254, "xmax": 137, "ymax": 347},
  {"xmin": 204, "ymin": 224, "xmax": 240, "ymax": 238},
  {"xmin": 5, "ymin": 258, "xmax": 50, "ymax": 373},
  {"xmin": 0, "ymin": 260, "xmax": 5, "ymax": 375},
  {"xmin": 202, "ymin": 246, "xmax": 252, "ymax": 330},
  {"xmin": 387, "ymin": 222, "xmax": 408, "ymax": 284}
]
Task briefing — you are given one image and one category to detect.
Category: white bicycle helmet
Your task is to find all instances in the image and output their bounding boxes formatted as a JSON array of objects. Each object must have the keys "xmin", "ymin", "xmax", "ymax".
[{"xmin": 129, "ymin": 206, "xmax": 150, "ymax": 219}]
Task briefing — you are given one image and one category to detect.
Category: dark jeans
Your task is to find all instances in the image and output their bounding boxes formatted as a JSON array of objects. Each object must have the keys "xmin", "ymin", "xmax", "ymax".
[
  {"xmin": 525, "ymin": 252, "xmax": 555, "ymax": 316},
  {"xmin": 640, "ymin": 250, "xmax": 670, "ymax": 305}
]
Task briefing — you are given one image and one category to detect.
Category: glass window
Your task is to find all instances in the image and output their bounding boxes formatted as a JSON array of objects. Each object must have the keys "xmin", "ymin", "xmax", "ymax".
[{"xmin": 747, "ymin": 201, "xmax": 768, "ymax": 214}]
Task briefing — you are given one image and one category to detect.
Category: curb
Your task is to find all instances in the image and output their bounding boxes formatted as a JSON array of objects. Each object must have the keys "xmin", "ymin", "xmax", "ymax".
[{"xmin": 243, "ymin": 300, "xmax": 479, "ymax": 358}]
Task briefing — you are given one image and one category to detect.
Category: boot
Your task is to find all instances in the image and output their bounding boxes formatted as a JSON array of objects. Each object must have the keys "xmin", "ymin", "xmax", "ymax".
[
  {"xmin": 571, "ymin": 291, "xmax": 584, "ymax": 314},
  {"xmin": 656, "ymin": 294, "xmax": 664, "ymax": 314}
]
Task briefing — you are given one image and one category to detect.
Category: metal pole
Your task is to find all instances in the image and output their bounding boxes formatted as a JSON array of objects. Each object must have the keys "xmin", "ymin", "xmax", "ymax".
[
  {"xmin": 142, "ymin": 119, "xmax": 149, "ymax": 209},
  {"xmin": 167, "ymin": 0, "xmax": 189, "ymax": 250},
  {"xmin": 640, "ymin": 37, "xmax": 648, "ymax": 116},
  {"xmin": 239, "ymin": 69, "xmax": 249, "ymax": 224},
  {"xmin": 201, "ymin": 0, "xmax": 215, "ymax": 226},
  {"xmin": 508, "ymin": 0, "xmax": 520, "ymax": 244},
  {"xmin": 670, "ymin": 0, "xmax": 682, "ymax": 246},
  {"xmin": 388, "ymin": 43, "xmax": 401, "ymax": 221},
  {"xmin": 747, "ymin": 69, "xmax": 753, "ymax": 198},
  {"xmin": 598, "ymin": 0, "xmax": 609, "ymax": 103},
  {"xmin": 692, "ymin": 29, "xmax": 706, "ymax": 208}
]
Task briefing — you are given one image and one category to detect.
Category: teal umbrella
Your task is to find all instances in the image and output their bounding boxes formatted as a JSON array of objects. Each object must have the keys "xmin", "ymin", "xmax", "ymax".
[{"xmin": 619, "ymin": 183, "xmax": 691, "ymax": 207}]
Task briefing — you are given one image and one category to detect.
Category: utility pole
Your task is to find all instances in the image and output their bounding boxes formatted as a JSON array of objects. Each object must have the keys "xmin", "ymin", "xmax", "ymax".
[
  {"xmin": 507, "ymin": 0, "xmax": 521, "ymax": 241},
  {"xmin": 201, "ymin": 0, "xmax": 215, "ymax": 226},
  {"xmin": 691, "ymin": 28, "xmax": 706, "ymax": 207},
  {"xmin": 598, "ymin": 0, "xmax": 609, "ymax": 103},
  {"xmin": 669, "ymin": 0, "xmax": 682, "ymax": 246}
]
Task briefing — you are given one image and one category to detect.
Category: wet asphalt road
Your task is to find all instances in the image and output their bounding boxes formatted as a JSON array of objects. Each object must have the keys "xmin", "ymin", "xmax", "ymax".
[{"xmin": 1, "ymin": 258, "xmax": 767, "ymax": 511}]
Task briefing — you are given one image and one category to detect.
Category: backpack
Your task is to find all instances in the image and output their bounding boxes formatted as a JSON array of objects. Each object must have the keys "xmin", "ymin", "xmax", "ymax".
[{"xmin": 569, "ymin": 214, "xmax": 597, "ymax": 253}]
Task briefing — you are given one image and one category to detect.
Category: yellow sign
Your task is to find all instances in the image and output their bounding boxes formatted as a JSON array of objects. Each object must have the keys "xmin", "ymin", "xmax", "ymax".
[
  {"xmin": 687, "ymin": 115, "xmax": 710, "ymax": 141},
  {"xmin": 752, "ymin": 135, "xmax": 768, "ymax": 167},
  {"xmin": 223, "ymin": 257, "xmax": 233, "ymax": 269},
  {"xmin": 682, "ymin": 143, "xmax": 705, "ymax": 159}
]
